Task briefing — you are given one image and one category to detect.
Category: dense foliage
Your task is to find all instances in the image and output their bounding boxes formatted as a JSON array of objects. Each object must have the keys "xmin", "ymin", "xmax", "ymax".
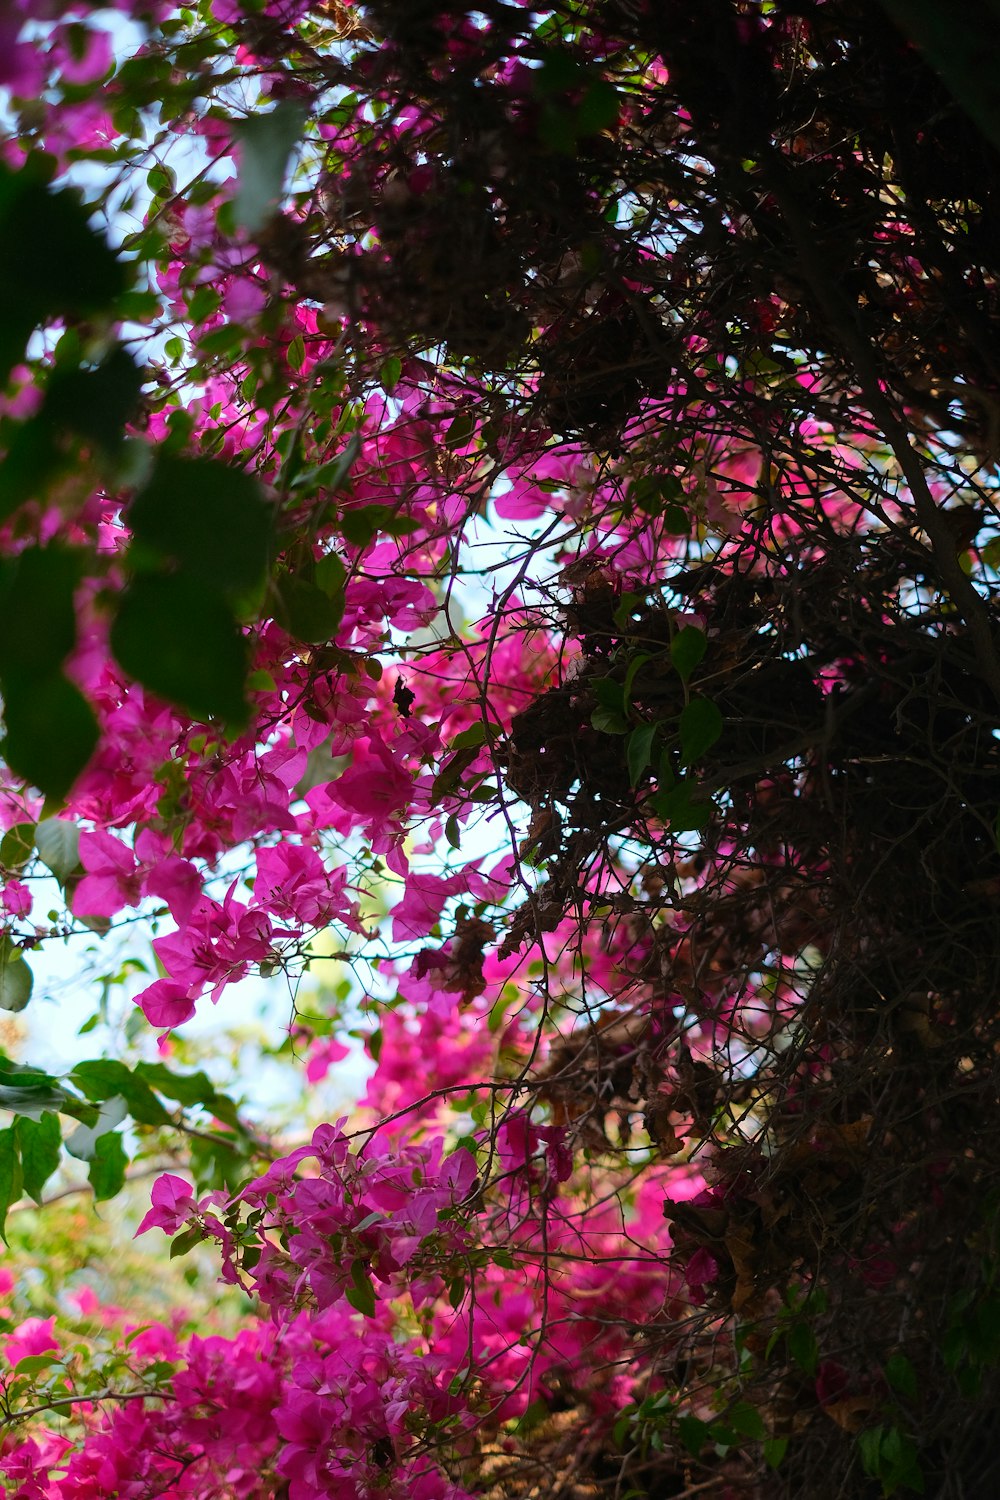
[{"xmin": 2, "ymin": 2, "xmax": 1000, "ymax": 1496}]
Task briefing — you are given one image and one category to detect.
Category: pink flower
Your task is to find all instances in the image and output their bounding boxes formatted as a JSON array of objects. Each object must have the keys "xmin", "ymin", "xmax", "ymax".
[
  {"xmin": 73, "ymin": 830, "xmax": 140, "ymax": 919},
  {"xmin": 254, "ymin": 842, "xmax": 352, "ymax": 928},
  {"xmin": 683, "ymin": 1247, "xmax": 720, "ymax": 1305},
  {"xmin": 3, "ymin": 1316, "xmax": 59, "ymax": 1368},
  {"xmin": 0, "ymin": 878, "xmax": 31, "ymax": 917},
  {"xmin": 53, "ymin": 24, "xmax": 113, "ymax": 85},
  {"xmin": 152, "ymin": 884, "xmax": 284, "ymax": 1002},
  {"xmin": 304, "ymin": 1036, "xmax": 351, "ymax": 1084},
  {"xmin": 323, "ymin": 734, "xmax": 413, "ymax": 829},
  {"xmin": 135, "ymin": 1174, "xmax": 197, "ymax": 1237},
  {"xmin": 136, "ymin": 979, "xmax": 197, "ymax": 1030}
]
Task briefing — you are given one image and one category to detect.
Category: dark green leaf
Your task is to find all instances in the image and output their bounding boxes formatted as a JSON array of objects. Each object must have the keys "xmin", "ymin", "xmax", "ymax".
[
  {"xmin": 764, "ymin": 1436, "xmax": 788, "ymax": 1470},
  {"xmin": 3, "ymin": 673, "xmax": 99, "ymax": 799},
  {"xmin": 591, "ymin": 707, "xmax": 630, "ymax": 735},
  {"xmin": 314, "ymin": 552, "xmax": 346, "ymax": 599},
  {"xmin": 788, "ymin": 1321, "xmax": 818, "ymax": 1376},
  {"xmin": 88, "ymin": 1131, "xmax": 127, "ymax": 1202},
  {"xmin": 592, "ymin": 676, "xmax": 626, "ymax": 714},
  {"xmin": 287, "ymin": 334, "xmax": 305, "ymax": 371},
  {"xmin": 44, "ymin": 348, "xmax": 143, "ymax": 452},
  {"xmin": 670, "ymin": 626, "xmax": 707, "ymax": 682},
  {"xmin": 134, "ymin": 1062, "xmax": 243, "ymax": 1130},
  {"xmin": 627, "ymin": 722, "xmax": 658, "ymax": 785},
  {"xmin": 679, "ymin": 697, "xmax": 723, "ymax": 766},
  {"xmin": 16, "ymin": 1113, "xmax": 61, "ymax": 1204},
  {"xmin": 273, "ymin": 575, "xmax": 344, "ymax": 644},
  {"xmin": 111, "ymin": 573, "xmax": 248, "ymax": 723},
  {"xmin": 629, "ymin": 473, "xmax": 684, "ymax": 518},
  {"xmin": 127, "ymin": 455, "xmax": 270, "ymax": 596},
  {"xmin": 0, "ymin": 411, "xmax": 66, "ymax": 517},
  {"xmin": 650, "ymin": 780, "xmax": 711, "ymax": 833},
  {"xmin": 0, "ymin": 1126, "xmax": 22, "ymax": 1240},
  {"xmin": 346, "ymin": 1258, "xmax": 377, "ymax": 1318},
  {"xmin": 878, "ymin": 0, "xmax": 1000, "ymax": 153},
  {"xmin": 728, "ymin": 1402, "xmax": 766, "ymax": 1440},
  {"xmin": 622, "ymin": 650, "xmax": 651, "ymax": 703},
  {"xmin": 0, "ymin": 161, "xmax": 127, "ymax": 380},
  {"xmin": 678, "ymin": 1415, "xmax": 709, "ymax": 1458},
  {"xmin": 340, "ymin": 503, "xmax": 418, "ymax": 548},
  {"xmin": 0, "ymin": 546, "xmax": 80, "ymax": 680},
  {"xmin": 885, "ymin": 1352, "xmax": 918, "ymax": 1399},
  {"xmin": 430, "ymin": 745, "xmax": 482, "ymax": 805}
]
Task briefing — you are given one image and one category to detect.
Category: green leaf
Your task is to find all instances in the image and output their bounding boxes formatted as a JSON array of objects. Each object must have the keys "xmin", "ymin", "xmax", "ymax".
[
  {"xmin": 232, "ymin": 101, "xmax": 307, "ymax": 232},
  {"xmin": 380, "ymin": 356, "xmax": 402, "ymax": 392},
  {"xmin": 347, "ymin": 1259, "xmax": 377, "ymax": 1318},
  {"xmin": 273, "ymin": 574, "xmax": 344, "ymax": 644},
  {"xmin": 168, "ymin": 1223, "xmax": 204, "ymax": 1259},
  {"xmin": 43, "ymin": 347, "xmax": 143, "ymax": 452},
  {"xmin": 622, "ymin": 651, "xmax": 651, "ymax": 703},
  {"xmin": 591, "ymin": 706, "xmax": 630, "ymax": 735},
  {"xmin": 0, "ymin": 940, "xmax": 33, "ymax": 1014},
  {"xmin": 314, "ymin": 551, "xmax": 346, "ymax": 599},
  {"xmin": 34, "ymin": 818, "xmax": 80, "ymax": 884},
  {"xmin": 287, "ymin": 334, "xmax": 305, "ymax": 372},
  {"xmin": 135, "ymin": 1062, "xmax": 243, "ymax": 1130},
  {"xmin": 291, "ymin": 434, "xmax": 360, "ymax": 497},
  {"xmin": 111, "ymin": 573, "xmax": 248, "ymax": 724},
  {"xmin": 679, "ymin": 697, "xmax": 723, "ymax": 766},
  {"xmin": 3, "ymin": 673, "xmax": 98, "ymax": 800},
  {"xmin": 340, "ymin": 503, "xmax": 418, "ymax": 548},
  {"xmin": 0, "ymin": 822, "xmax": 35, "ymax": 870},
  {"xmin": 629, "ymin": 472, "xmax": 684, "ymax": 518},
  {"xmin": 134, "ymin": 1062, "xmax": 220, "ymax": 1108},
  {"xmin": 885, "ymin": 1353, "xmax": 918, "ymax": 1399},
  {"xmin": 627, "ymin": 721, "xmax": 658, "ymax": 785},
  {"xmin": 0, "ymin": 1081, "xmax": 65, "ymax": 1118},
  {"xmin": 0, "ymin": 160, "xmax": 128, "ymax": 381},
  {"xmin": 678, "ymin": 1415, "xmax": 710, "ymax": 1458},
  {"xmin": 670, "ymin": 626, "xmax": 707, "ymax": 682},
  {"xmin": 16, "ymin": 1112, "xmax": 61, "ymax": 1203},
  {"xmin": 127, "ymin": 455, "xmax": 270, "ymax": 597},
  {"xmin": 878, "ymin": 0, "xmax": 1000, "ymax": 154},
  {"xmin": 450, "ymin": 722, "xmax": 489, "ymax": 753},
  {"xmin": 64, "ymin": 1096, "xmax": 127, "ymax": 1162},
  {"xmin": 430, "ymin": 745, "xmax": 482, "ymax": 805},
  {"xmin": 0, "ymin": 546, "xmax": 80, "ymax": 680},
  {"xmin": 650, "ymin": 780, "xmax": 712, "ymax": 833},
  {"xmin": 88, "ymin": 1130, "xmax": 127, "ymax": 1202},
  {"xmin": 763, "ymin": 1436, "xmax": 789, "ymax": 1469},
  {"xmin": 13, "ymin": 1352, "xmax": 62, "ymax": 1377},
  {"xmin": 788, "ymin": 1321, "xmax": 819, "ymax": 1376},
  {"xmin": 728, "ymin": 1402, "xmax": 766, "ymax": 1440},
  {"xmin": 71, "ymin": 1060, "xmax": 171, "ymax": 1126},
  {"xmin": 0, "ymin": 1126, "xmax": 22, "ymax": 1240}
]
